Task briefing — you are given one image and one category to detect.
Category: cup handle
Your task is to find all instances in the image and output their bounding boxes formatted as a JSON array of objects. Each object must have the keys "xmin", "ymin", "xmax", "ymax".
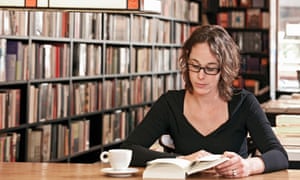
[{"xmin": 100, "ymin": 151, "xmax": 109, "ymax": 163}]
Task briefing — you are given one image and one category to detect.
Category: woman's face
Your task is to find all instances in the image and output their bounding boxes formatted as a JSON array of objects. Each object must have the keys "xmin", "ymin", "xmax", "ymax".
[{"xmin": 188, "ymin": 43, "xmax": 221, "ymax": 96}]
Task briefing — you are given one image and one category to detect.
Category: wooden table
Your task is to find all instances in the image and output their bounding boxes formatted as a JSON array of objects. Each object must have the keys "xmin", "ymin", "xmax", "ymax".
[
  {"xmin": 261, "ymin": 95, "xmax": 300, "ymax": 126},
  {"xmin": 0, "ymin": 162, "xmax": 300, "ymax": 180}
]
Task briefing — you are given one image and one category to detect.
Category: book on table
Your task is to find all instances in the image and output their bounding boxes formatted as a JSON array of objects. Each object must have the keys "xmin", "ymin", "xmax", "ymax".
[{"xmin": 142, "ymin": 154, "xmax": 229, "ymax": 179}]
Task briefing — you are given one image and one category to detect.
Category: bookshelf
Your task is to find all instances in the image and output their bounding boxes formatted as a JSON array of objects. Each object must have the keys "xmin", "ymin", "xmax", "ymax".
[
  {"xmin": 0, "ymin": 0, "xmax": 201, "ymax": 163},
  {"xmin": 203, "ymin": 0, "xmax": 270, "ymax": 103}
]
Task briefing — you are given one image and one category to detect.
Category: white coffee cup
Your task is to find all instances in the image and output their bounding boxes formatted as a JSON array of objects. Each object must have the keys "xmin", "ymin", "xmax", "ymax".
[{"xmin": 100, "ymin": 149, "xmax": 133, "ymax": 170}]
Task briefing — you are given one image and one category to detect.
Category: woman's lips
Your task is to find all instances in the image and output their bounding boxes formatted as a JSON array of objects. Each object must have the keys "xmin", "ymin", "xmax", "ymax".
[{"xmin": 194, "ymin": 82, "xmax": 207, "ymax": 88}]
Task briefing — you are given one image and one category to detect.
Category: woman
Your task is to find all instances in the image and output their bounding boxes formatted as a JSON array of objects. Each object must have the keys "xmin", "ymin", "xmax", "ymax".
[{"xmin": 121, "ymin": 25, "xmax": 288, "ymax": 178}]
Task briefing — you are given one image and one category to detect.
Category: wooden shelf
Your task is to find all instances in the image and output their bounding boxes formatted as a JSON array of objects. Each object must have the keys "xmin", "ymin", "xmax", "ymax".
[{"xmin": 0, "ymin": 0, "xmax": 201, "ymax": 163}]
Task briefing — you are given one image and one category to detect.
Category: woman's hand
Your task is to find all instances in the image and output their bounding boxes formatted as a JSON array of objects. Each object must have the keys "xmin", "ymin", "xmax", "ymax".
[
  {"xmin": 214, "ymin": 151, "xmax": 265, "ymax": 178},
  {"xmin": 177, "ymin": 149, "xmax": 211, "ymax": 161}
]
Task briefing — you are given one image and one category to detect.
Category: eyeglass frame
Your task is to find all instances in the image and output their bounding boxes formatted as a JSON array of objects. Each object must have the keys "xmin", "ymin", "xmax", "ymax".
[{"xmin": 186, "ymin": 63, "xmax": 221, "ymax": 75}]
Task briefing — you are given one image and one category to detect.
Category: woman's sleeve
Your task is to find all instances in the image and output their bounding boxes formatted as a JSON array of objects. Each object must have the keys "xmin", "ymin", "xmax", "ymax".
[
  {"xmin": 245, "ymin": 94, "xmax": 289, "ymax": 172},
  {"xmin": 120, "ymin": 93, "xmax": 177, "ymax": 166}
]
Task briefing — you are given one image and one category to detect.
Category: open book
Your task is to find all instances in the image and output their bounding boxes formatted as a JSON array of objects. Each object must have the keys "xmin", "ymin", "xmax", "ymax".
[{"xmin": 142, "ymin": 154, "xmax": 229, "ymax": 179}]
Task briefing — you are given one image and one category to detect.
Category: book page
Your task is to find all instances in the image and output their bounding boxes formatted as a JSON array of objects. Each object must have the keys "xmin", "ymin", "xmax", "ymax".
[
  {"xmin": 144, "ymin": 158, "xmax": 191, "ymax": 179},
  {"xmin": 147, "ymin": 158, "xmax": 191, "ymax": 170},
  {"xmin": 197, "ymin": 154, "xmax": 224, "ymax": 161},
  {"xmin": 187, "ymin": 155, "xmax": 229, "ymax": 175}
]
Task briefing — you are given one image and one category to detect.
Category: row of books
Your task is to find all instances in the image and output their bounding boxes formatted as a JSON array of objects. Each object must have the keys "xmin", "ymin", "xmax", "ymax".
[
  {"xmin": 3, "ymin": 75, "xmax": 181, "ymax": 128},
  {"xmin": 0, "ymin": 39, "xmax": 182, "ymax": 81},
  {"xmin": 0, "ymin": 10, "xmax": 29, "ymax": 36},
  {"xmin": 33, "ymin": 11, "xmax": 69, "ymax": 38},
  {"xmin": 274, "ymin": 114, "xmax": 300, "ymax": 149},
  {"xmin": 219, "ymin": 0, "xmax": 267, "ymax": 8},
  {"xmin": 0, "ymin": 9, "xmax": 195, "ymax": 43},
  {"xmin": 102, "ymin": 111, "xmax": 131, "ymax": 145},
  {"xmin": 102, "ymin": 107, "xmax": 150, "ymax": 145},
  {"xmin": 273, "ymin": 114, "xmax": 300, "ymax": 159},
  {"xmin": 28, "ymin": 83, "xmax": 69, "ymax": 124},
  {"xmin": 104, "ymin": 13, "xmax": 130, "ymax": 41},
  {"xmin": 45, "ymin": 44, "xmax": 175, "ymax": 76},
  {"xmin": 74, "ymin": 45, "xmax": 180, "ymax": 76},
  {"xmin": 33, "ymin": 43, "xmax": 70, "ymax": 79},
  {"xmin": 132, "ymin": 47, "xmax": 179, "ymax": 74},
  {"xmin": 0, "ymin": 40, "xmax": 29, "ymax": 81},
  {"xmin": 240, "ymin": 56, "xmax": 268, "ymax": 75},
  {"xmin": 161, "ymin": 0, "xmax": 199, "ymax": 22},
  {"xmin": 8, "ymin": 75, "xmax": 179, "ymax": 126},
  {"xmin": 72, "ymin": 75, "xmax": 179, "ymax": 115},
  {"xmin": 26, "ymin": 120, "xmax": 89, "ymax": 162},
  {"xmin": 131, "ymin": 17, "xmax": 172, "ymax": 44},
  {"xmin": 0, "ymin": 89, "xmax": 20, "ymax": 129},
  {"xmin": 1, "ymin": 107, "xmax": 154, "ymax": 162},
  {"xmin": 0, "ymin": 133, "xmax": 20, "ymax": 162},
  {"xmin": 217, "ymin": 9, "xmax": 269, "ymax": 29},
  {"xmin": 0, "ymin": 39, "xmax": 71, "ymax": 81},
  {"xmin": 131, "ymin": 15, "xmax": 192, "ymax": 44},
  {"xmin": 2, "ymin": 108, "xmax": 153, "ymax": 162},
  {"xmin": 231, "ymin": 31, "xmax": 268, "ymax": 53},
  {"xmin": 72, "ymin": 43, "xmax": 101, "ymax": 77}
]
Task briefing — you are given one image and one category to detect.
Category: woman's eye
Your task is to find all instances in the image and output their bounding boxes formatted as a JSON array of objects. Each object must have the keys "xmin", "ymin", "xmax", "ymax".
[{"xmin": 206, "ymin": 67, "xmax": 216, "ymax": 71}]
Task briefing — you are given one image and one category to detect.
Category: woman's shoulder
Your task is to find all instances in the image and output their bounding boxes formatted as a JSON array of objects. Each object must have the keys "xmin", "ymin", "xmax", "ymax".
[
  {"xmin": 229, "ymin": 88, "xmax": 261, "ymax": 114},
  {"xmin": 231, "ymin": 88, "xmax": 258, "ymax": 103},
  {"xmin": 232, "ymin": 88, "xmax": 255, "ymax": 97}
]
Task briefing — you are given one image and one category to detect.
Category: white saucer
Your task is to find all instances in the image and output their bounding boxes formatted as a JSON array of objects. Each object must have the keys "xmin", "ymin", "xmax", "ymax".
[{"xmin": 101, "ymin": 167, "xmax": 139, "ymax": 177}]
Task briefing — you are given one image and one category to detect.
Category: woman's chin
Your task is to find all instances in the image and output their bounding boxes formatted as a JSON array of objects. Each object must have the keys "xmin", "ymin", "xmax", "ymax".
[{"xmin": 193, "ymin": 89, "xmax": 210, "ymax": 95}]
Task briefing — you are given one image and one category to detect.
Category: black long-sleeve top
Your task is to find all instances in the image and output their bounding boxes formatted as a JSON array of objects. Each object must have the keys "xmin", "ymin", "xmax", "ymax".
[{"xmin": 121, "ymin": 89, "xmax": 289, "ymax": 173}]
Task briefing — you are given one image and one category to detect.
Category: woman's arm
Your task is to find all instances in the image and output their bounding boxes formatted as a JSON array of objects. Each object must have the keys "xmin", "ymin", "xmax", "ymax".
[
  {"xmin": 214, "ymin": 92, "xmax": 289, "ymax": 178},
  {"xmin": 120, "ymin": 93, "xmax": 177, "ymax": 166},
  {"xmin": 245, "ymin": 94, "xmax": 289, "ymax": 172}
]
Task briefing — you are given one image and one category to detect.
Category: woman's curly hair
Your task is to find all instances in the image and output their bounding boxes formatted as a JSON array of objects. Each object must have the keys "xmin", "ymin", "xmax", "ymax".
[{"xmin": 178, "ymin": 25, "xmax": 241, "ymax": 101}]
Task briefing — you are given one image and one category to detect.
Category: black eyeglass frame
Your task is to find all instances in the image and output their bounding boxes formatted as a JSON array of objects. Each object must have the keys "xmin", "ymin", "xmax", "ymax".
[{"xmin": 187, "ymin": 63, "xmax": 221, "ymax": 75}]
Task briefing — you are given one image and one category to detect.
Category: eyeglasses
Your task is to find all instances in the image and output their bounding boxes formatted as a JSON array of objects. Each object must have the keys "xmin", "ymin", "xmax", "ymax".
[{"xmin": 187, "ymin": 63, "xmax": 220, "ymax": 75}]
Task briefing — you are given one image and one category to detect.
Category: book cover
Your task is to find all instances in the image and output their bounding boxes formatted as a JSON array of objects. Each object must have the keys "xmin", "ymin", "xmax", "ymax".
[
  {"xmin": 4, "ymin": 135, "xmax": 12, "ymax": 162},
  {"xmin": 5, "ymin": 54, "xmax": 16, "ymax": 81},
  {"xmin": 0, "ymin": 39, "xmax": 6, "ymax": 81},
  {"xmin": 50, "ymin": 124, "xmax": 58, "ymax": 159},
  {"xmin": 2, "ymin": 11, "xmax": 12, "ymax": 35},
  {"xmin": 244, "ymin": 79, "xmax": 259, "ymax": 95},
  {"xmin": 240, "ymin": 0, "xmax": 251, "ymax": 7},
  {"xmin": 246, "ymin": 57, "xmax": 260, "ymax": 73},
  {"xmin": 102, "ymin": 114, "xmax": 112, "ymax": 144},
  {"xmin": 73, "ymin": 43, "xmax": 87, "ymax": 76},
  {"xmin": 217, "ymin": 12, "xmax": 229, "ymax": 28},
  {"xmin": 262, "ymin": 12, "xmax": 270, "ymax": 29},
  {"xmin": 231, "ymin": 11, "xmax": 245, "ymax": 28},
  {"xmin": 94, "ymin": 45, "xmax": 102, "ymax": 75},
  {"xmin": 143, "ymin": 155, "xmax": 229, "ymax": 179},
  {"xmin": 246, "ymin": 9, "xmax": 261, "ymax": 28},
  {"xmin": 40, "ymin": 125, "xmax": 51, "ymax": 161},
  {"xmin": 276, "ymin": 114, "xmax": 300, "ymax": 127},
  {"xmin": 86, "ymin": 44, "xmax": 95, "ymax": 76},
  {"xmin": 6, "ymin": 40, "xmax": 22, "ymax": 81},
  {"xmin": 26, "ymin": 128, "xmax": 43, "ymax": 162},
  {"xmin": 252, "ymin": 0, "xmax": 265, "ymax": 8}
]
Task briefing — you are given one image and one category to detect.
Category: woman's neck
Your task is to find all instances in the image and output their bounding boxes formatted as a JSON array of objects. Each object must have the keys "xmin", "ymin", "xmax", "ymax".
[{"xmin": 186, "ymin": 90, "xmax": 224, "ymax": 107}]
